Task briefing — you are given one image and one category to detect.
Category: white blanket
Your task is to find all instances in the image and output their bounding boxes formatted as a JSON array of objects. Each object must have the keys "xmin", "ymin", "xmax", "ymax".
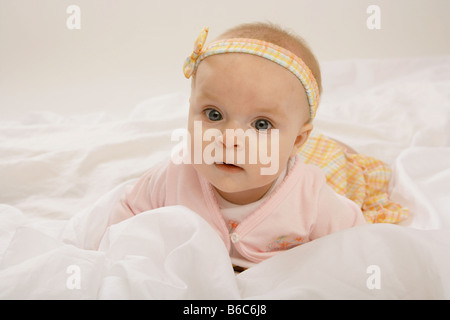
[{"xmin": 1, "ymin": 56, "xmax": 449, "ymax": 299}]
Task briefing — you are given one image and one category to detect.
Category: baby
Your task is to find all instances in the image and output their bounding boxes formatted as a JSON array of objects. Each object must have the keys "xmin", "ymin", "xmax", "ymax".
[{"xmin": 112, "ymin": 22, "xmax": 369, "ymax": 269}]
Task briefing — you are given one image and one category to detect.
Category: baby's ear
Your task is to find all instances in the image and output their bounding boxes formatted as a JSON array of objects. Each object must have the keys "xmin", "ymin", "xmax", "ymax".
[{"xmin": 291, "ymin": 122, "xmax": 313, "ymax": 157}]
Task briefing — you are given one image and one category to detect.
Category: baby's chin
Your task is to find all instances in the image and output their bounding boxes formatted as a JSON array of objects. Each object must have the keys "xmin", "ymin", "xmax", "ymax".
[
  {"xmin": 192, "ymin": 162, "xmax": 282, "ymax": 191},
  {"xmin": 212, "ymin": 173, "xmax": 280, "ymax": 198},
  {"xmin": 212, "ymin": 181, "xmax": 278, "ymax": 205},
  {"xmin": 211, "ymin": 182, "xmax": 248, "ymax": 194}
]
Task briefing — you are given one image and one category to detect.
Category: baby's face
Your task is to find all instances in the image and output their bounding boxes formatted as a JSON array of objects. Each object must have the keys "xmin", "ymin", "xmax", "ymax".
[{"xmin": 188, "ymin": 53, "xmax": 312, "ymax": 204}]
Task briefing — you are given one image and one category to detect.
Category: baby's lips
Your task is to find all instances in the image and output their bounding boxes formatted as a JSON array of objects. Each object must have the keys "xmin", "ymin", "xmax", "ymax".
[{"xmin": 214, "ymin": 161, "xmax": 243, "ymax": 168}]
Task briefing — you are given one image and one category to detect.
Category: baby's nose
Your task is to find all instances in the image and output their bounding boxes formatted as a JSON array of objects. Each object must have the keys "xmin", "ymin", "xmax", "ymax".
[{"xmin": 216, "ymin": 129, "xmax": 245, "ymax": 150}]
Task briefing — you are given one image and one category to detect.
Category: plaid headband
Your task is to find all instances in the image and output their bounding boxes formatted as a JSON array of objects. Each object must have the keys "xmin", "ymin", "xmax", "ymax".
[{"xmin": 183, "ymin": 26, "xmax": 320, "ymax": 120}]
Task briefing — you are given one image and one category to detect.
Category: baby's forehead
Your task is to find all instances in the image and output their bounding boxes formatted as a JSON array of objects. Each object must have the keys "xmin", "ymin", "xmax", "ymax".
[
  {"xmin": 193, "ymin": 54, "xmax": 310, "ymax": 119},
  {"xmin": 197, "ymin": 53, "xmax": 305, "ymax": 92}
]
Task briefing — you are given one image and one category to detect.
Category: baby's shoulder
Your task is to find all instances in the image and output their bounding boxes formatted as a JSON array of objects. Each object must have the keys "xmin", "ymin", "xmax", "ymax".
[{"xmin": 291, "ymin": 156, "xmax": 327, "ymax": 187}]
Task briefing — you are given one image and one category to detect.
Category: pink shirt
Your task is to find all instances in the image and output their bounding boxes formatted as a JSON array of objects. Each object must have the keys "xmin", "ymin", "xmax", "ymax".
[{"xmin": 115, "ymin": 155, "xmax": 366, "ymax": 265}]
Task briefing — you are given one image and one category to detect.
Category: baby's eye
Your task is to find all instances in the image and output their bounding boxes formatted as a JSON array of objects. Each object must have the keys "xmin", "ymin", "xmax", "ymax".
[
  {"xmin": 253, "ymin": 119, "xmax": 272, "ymax": 131},
  {"xmin": 205, "ymin": 108, "xmax": 223, "ymax": 121}
]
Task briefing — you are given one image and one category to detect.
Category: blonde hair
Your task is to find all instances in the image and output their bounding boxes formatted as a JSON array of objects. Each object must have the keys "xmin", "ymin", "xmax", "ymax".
[{"xmin": 216, "ymin": 22, "xmax": 322, "ymax": 94}]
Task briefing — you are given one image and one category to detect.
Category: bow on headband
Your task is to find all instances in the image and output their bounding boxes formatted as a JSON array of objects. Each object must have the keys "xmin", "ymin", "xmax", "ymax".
[{"xmin": 183, "ymin": 26, "xmax": 209, "ymax": 78}]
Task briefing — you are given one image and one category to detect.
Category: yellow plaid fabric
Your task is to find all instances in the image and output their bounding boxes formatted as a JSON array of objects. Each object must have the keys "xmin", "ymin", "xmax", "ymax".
[{"xmin": 298, "ymin": 132, "xmax": 409, "ymax": 224}]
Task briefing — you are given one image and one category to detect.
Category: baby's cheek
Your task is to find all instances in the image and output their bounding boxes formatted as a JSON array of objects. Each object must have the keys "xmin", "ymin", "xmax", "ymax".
[{"xmin": 250, "ymin": 131, "xmax": 281, "ymax": 176}]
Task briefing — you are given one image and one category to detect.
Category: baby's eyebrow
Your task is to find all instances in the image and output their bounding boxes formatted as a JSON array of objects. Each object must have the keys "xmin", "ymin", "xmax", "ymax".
[
  {"xmin": 252, "ymin": 104, "xmax": 286, "ymax": 119},
  {"xmin": 253, "ymin": 104, "xmax": 278, "ymax": 114}
]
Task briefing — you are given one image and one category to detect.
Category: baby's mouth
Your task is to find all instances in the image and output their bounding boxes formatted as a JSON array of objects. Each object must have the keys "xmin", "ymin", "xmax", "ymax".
[{"xmin": 214, "ymin": 162, "xmax": 244, "ymax": 173}]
